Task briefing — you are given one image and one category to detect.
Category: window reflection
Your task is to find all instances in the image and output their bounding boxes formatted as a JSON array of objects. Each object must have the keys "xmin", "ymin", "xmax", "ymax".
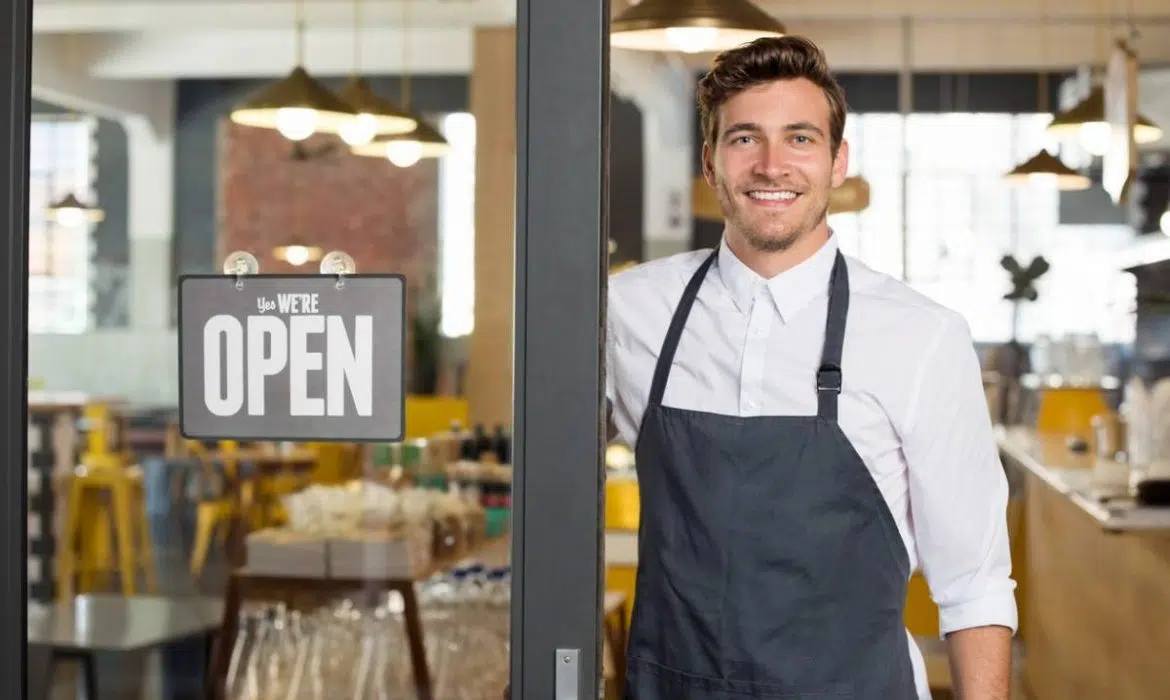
[{"xmin": 28, "ymin": 115, "xmax": 96, "ymax": 334}]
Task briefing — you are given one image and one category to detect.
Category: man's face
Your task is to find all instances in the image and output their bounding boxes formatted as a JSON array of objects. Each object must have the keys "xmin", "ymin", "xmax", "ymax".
[{"xmin": 702, "ymin": 78, "xmax": 848, "ymax": 253}]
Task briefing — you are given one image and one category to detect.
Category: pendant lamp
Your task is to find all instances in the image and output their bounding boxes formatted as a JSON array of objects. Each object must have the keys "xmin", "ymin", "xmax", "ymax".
[
  {"xmin": 611, "ymin": 0, "xmax": 785, "ymax": 54},
  {"xmin": 337, "ymin": 77, "xmax": 418, "ymax": 146},
  {"xmin": 1003, "ymin": 149, "xmax": 1091, "ymax": 190},
  {"xmin": 1047, "ymin": 85, "xmax": 1163, "ymax": 156},
  {"xmin": 336, "ymin": 0, "xmax": 417, "ymax": 146},
  {"xmin": 351, "ymin": 118, "xmax": 449, "ymax": 167},
  {"xmin": 47, "ymin": 192, "xmax": 105, "ymax": 226},
  {"xmin": 232, "ymin": 67, "xmax": 358, "ymax": 141},
  {"xmin": 229, "ymin": 0, "xmax": 357, "ymax": 141},
  {"xmin": 349, "ymin": 0, "xmax": 448, "ymax": 166}
]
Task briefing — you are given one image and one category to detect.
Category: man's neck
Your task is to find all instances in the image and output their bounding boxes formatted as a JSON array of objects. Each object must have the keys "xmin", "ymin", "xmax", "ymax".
[{"xmin": 725, "ymin": 223, "xmax": 831, "ymax": 280}]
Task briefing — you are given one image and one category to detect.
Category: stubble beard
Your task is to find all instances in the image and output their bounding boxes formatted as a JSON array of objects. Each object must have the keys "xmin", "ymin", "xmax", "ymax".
[{"xmin": 716, "ymin": 176, "xmax": 829, "ymax": 253}]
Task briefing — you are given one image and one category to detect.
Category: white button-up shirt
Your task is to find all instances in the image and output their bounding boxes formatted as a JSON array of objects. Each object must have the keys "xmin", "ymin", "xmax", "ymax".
[{"xmin": 606, "ymin": 234, "xmax": 1017, "ymax": 699}]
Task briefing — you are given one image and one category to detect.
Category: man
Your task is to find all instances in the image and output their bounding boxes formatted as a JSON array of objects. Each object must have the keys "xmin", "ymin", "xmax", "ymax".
[{"xmin": 607, "ymin": 36, "xmax": 1016, "ymax": 699}]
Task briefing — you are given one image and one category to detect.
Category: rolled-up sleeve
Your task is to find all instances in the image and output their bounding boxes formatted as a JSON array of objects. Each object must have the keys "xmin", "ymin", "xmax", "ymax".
[{"xmin": 902, "ymin": 313, "xmax": 1018, "ymax": 637}]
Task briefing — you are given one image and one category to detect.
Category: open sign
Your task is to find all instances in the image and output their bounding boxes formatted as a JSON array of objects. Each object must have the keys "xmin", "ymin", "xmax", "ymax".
[{"xmin": 178, "ymin": 275, "xmax": 405, "ymax": 441}]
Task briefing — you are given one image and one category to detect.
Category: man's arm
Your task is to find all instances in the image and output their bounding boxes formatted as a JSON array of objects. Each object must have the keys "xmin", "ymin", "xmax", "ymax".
[
  {"xmin": 901, "ymin": 314, "xmax": 1017, "ymax": 700},
  {"xmin": 946, "ymin": 625, "xmax": 1013, "ymax": 699}
]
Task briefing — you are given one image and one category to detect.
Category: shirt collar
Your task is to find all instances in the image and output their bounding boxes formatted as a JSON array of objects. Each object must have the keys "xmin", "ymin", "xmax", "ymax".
[{"xmin": 715, "ymin": 232, "xmax": 840, "ymax": 322}]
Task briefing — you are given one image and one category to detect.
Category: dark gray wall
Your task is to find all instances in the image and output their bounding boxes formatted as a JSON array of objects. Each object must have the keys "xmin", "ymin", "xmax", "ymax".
[
  {"xmin": 31, "ymin": 98, "xmax": 130, "ymax": 327},
  {"xmin": 609, "ymin": 94, "xmax": 644, "ymax": 264}
]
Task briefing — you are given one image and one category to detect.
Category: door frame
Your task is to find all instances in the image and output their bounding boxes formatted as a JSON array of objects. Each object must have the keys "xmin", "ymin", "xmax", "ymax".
[
  {"xmin": 510, "ymin": 0, "xmax": 611, "ymax": 697},
  {"xmin": 1, "ymin": 0, "xmax": 32, "ymax": 698}
]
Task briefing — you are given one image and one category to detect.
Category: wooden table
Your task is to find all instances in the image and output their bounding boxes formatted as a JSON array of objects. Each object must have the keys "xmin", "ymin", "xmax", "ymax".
[
  {"xmin": 29, "ymin": 594, "xmax": 222, "ymax": 700},
  {"xmin": 207, "ymin": 537, "xmax": 511, "ymax": 700}
]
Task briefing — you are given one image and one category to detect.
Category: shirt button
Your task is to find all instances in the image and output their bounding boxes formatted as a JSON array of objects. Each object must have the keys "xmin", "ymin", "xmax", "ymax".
[{"xmin": 744, "ymin": 400, "xmax": 757, "ymax": 411}]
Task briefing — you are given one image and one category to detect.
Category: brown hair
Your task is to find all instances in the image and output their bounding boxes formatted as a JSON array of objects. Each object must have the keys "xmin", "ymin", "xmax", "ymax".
[{"xmin": 697, "ymin": 36, "xmax": 847, "ymax": 157}]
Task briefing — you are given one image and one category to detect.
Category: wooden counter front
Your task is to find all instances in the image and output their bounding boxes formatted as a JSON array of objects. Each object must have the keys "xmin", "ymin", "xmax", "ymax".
[{"xmin": 1011, "ymin": 439, "xmax": 1170, "ymax": 699}]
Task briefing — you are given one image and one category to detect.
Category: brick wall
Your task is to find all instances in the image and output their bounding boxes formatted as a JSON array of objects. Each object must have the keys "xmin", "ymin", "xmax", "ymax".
[
  {"xmin": 218, "ymin": 122, "xmax": 438, "ymax": 292},
  {"xmin": 218, "ymin": 121, "xmax": 440, "ymax": 387}
]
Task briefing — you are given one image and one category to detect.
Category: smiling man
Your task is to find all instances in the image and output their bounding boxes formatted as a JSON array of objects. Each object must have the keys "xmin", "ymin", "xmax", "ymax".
[{"xmin": 607, "ymin": 36, "xmax": 1017, "ymax": 700}]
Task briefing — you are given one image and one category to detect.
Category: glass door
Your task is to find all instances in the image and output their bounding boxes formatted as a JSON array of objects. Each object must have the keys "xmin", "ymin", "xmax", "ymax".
[{"xmin": 2, "ymin": 0, "xmax": 613, "ymax": 697}]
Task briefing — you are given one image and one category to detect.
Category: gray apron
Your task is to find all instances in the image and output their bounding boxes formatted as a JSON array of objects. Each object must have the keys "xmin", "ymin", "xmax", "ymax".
[{"xmin": 625, "ymin": 247, "xmax": 917, "ymax": 699}]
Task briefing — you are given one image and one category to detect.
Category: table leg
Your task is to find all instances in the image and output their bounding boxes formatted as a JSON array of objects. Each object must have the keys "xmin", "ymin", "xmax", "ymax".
[
  {"xmin": 398, "ymin": 584, "xmax": 433, "ymax": 700},
  {"xmin": 80, "ymin": 652, "xmax": 98, "ymax": 700},
  {"xmin": 206, "ymin": 575, "xmax": 241, "ymax": 700},
  {"xmin": 604, "ymin": 602, "xmax": 629, "ymax": 697}
]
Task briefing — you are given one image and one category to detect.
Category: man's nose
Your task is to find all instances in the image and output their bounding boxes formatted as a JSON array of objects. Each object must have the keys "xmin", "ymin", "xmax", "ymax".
[{"xmin": 754, "ymin": 143, "xmax": 790, "ymax": 180}]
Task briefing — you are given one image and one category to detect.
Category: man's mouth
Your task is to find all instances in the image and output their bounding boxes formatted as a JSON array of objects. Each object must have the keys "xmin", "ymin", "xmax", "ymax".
[{"xmin": 744, "ymin": 189, "xmax": 801, "ymax": 207}]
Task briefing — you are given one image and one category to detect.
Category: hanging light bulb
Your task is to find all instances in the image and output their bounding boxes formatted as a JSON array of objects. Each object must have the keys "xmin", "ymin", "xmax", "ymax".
[
  {"xmin": 386, "ymin": 140, "xmax": 424, "ymax": 167},
  {"xmin": 1160, "ymin": 208, "xmax": 1170, "ymax": 236},
  {"xmin": 1079, "ymin": 121, "xmax": 1113, "ymax": 157},
  {"xmin": 273, "ymin": 242, "xmax": 323, "ymax": 266},
  {"xmin": 339, "ymin": 113, "xmax": 378, "ymax": 146},
  {"xmin": 274, "ymin": 107, "xmax": 319, "ymax": 141}
]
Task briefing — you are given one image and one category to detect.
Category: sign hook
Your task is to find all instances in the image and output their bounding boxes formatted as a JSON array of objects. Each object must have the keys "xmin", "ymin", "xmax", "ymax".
[
  {"xmin": 222, "ymin": 251, "xmax": 260, "ymax": 290},
  {"xmin": 321, "ymin": 250, "xmax": 356, "ymax": 290}
]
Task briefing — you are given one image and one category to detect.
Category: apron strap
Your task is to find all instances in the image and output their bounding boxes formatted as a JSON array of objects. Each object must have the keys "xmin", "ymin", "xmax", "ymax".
[
  {"xmin": 647, "ymin": 248, "xmax": 720, "ymax": 407},
  {"xmin": 647, "ymin": 246, "xmax": 850, "ymax": 419},
  {"xmin": 817, "ymin": 251, "xmax": 850, "ymax": 421}
]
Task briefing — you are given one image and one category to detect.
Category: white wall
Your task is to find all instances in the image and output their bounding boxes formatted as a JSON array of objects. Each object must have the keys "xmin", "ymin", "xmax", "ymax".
[{"xmin": 30, "ymin": 37, "xmax": 179, "ymax": 406}]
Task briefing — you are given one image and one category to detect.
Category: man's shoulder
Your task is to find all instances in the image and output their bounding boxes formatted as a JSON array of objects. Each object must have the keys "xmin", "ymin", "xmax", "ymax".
[
  {"xmin": 843, "ymin": 255, "xmax": 972, "ymax": 347},
  {"xmin": 609, "ymin": 249, "xmax": 710, "ymax": 304}
]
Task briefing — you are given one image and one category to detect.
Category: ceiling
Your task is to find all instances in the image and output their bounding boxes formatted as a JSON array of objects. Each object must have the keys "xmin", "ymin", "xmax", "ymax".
[{"xmin": 29, "ymin": 0, "xmax": 1170, "ymax": 79}]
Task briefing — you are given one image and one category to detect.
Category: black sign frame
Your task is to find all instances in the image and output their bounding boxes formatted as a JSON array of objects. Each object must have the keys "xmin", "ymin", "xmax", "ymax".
[{"xmin": 176, "ymin": 272, "xmax": 407, "ymax": 443}]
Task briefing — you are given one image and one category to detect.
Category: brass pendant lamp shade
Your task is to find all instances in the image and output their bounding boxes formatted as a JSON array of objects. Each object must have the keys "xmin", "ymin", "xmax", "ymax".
[
  {"xmin": 230, "ymin": 66, "xmax": 359, "ymax": 140},
  {"xmin": 1047, "ymin": 84, "xmax": 1163, "ymax": 144},
  {"xmin": 611, "ymin": 0, "xmax": 785, "ymax": 54},
  {"xmin": 1003, "ymin": 149, "xmax": 1091, "ymax": 190},
  {"xmin": 47, "ymin": 192, "xmax": 105, "ymax": 225},
  {"xmin": 339, "ymin": 76, "xmax": 418, "ymax": 138},
  {"xmin": 351, "ymin": 117, "xmax": 450, "ymax": 166}
]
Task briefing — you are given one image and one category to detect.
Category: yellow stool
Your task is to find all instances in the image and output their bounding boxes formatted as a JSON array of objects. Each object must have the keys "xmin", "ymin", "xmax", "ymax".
[
  {"xmin": 188, "ymin": 440, "xmax": 252, "ymax": 577},
  {"xmin": 57, "ymin": 460, "xmax": 156, "ymax": 598}
]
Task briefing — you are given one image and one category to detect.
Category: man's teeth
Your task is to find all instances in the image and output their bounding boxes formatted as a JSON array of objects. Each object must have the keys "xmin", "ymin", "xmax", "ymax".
[{"xmin": 748, "ymin": 190, "xmax": 798, "ymax": 201}]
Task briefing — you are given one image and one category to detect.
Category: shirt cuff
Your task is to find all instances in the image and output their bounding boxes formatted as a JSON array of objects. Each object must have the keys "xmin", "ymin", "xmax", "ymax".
[{"xmin": 937, "ymin": 589, "xmax": 1019, "ymax": 638}]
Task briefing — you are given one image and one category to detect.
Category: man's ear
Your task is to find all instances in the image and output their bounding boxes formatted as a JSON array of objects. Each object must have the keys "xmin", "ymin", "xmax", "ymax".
[
  {"xmin": 830, "ymin": 138, "xmax": 850, "ymax": 189},
  {"xmin": 702, "ymin": 141, "xmax": 716, "ymax": 188}
]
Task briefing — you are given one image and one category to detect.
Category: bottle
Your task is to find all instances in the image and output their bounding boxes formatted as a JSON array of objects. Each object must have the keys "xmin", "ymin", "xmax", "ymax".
[
  {"xmin": 473, "ymin": 424, "xmax": 493, "ymax": 460},
  {"xmin": 493, "ymin": 425, "xmax": 510, "ymax": 464}
]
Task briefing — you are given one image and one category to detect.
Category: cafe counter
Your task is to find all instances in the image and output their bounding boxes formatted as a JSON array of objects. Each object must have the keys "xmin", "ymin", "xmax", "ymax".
[{"xmin": 997, "ymin": 427, "xmax": 1170, "ymax": 700}]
